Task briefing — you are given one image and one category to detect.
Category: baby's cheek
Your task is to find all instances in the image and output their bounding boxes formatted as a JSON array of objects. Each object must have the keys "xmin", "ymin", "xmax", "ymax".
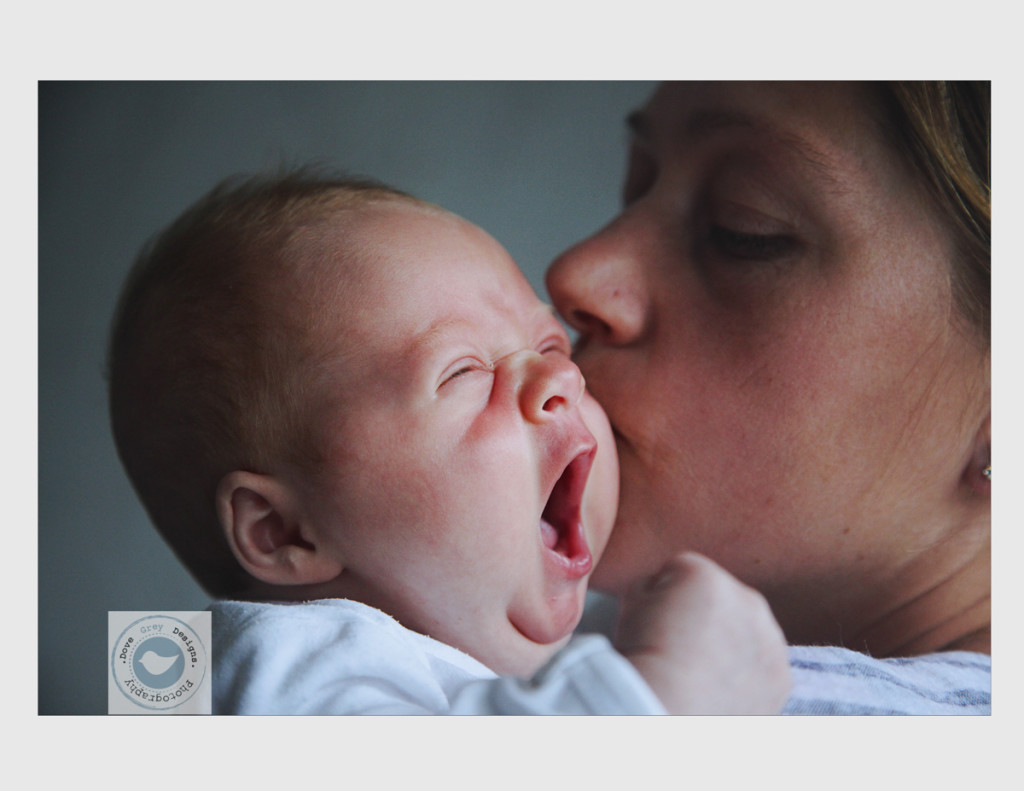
[{"xmin": 581, "ymin": 396, "xmax": 620, "ymax": 559}]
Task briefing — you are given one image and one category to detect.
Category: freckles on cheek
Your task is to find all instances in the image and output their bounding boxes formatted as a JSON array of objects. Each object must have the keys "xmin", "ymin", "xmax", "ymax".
[{"xmin": 677, "ymin": 315, "xmax": 838, "ymax": 486}]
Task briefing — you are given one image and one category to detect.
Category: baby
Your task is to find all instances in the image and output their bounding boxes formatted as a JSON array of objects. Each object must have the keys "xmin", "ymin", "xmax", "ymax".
[{"xmin": 108, "ymin": 170, "xmax": 790, "ymax": 714}]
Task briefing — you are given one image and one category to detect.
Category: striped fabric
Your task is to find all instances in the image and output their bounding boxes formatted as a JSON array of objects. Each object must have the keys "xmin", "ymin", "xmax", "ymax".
[{"xmin": 783, "ymin": 645, "xmax": 991, "ymax": 715}]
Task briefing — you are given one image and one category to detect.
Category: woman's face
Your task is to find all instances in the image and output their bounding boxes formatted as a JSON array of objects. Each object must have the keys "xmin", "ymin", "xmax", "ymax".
[{"xmin": 546, "ymin": 82, "xmax": 989, "ymax": 639}]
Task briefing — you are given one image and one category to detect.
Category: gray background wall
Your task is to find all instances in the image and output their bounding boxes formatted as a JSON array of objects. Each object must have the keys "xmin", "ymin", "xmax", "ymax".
[{"xmin": 38, "ymin": 81, "xmax": 656, "ymax": 714}]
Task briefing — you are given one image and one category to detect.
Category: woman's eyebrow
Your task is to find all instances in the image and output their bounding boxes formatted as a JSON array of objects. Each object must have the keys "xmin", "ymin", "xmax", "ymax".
[
  {"xmin": 684, "ymin": 109, "xmax": 844, "ymax": 189},
  {"xmin": 628, "ymin": 107, "xmax": 764, "ymax": 143},
  {"xmin": 628, "ymin": 106, "xmax": 832, "ymax": 170}
]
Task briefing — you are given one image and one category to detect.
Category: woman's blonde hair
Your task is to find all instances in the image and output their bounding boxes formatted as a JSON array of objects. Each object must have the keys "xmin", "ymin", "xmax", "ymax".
[{"xmin": 878, "ymin": 81, "xmax": 990, "ymax": 343}]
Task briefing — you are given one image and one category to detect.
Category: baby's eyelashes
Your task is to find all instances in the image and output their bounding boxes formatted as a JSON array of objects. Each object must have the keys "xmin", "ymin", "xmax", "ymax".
[
  {"xmin": 444, "ymin": 365, "xmax": 476, "ymax": 383},
  {"xmin": 438, "ymin": 357, "xmax": 492, "ymax": 388}
]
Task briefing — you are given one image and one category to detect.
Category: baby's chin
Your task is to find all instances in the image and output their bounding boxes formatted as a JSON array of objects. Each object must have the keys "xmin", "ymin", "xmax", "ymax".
[
  {"xmin": 477, "ymin": 627, "xmax": 576, "ymax": 678},
  {"xmin": 486, "ymin": 590, "xmax": 587, "ymax": 676}
]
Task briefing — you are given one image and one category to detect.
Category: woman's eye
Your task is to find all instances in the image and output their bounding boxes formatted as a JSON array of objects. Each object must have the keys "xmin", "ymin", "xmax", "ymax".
[{"xmin": 708, "ymin": 225, "xmax": 795, "ymax": 261}]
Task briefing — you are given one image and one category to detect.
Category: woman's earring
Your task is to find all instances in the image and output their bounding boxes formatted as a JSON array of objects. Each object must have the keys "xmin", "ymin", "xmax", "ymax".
[{"xmin": 982, "ymin": 464, "xmax": 992, "ymax": 482}]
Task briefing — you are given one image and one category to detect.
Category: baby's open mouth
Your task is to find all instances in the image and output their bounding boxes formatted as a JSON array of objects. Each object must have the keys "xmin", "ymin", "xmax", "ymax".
[{"xmin": 540, "ymin": 447, "xmax": 595, "ymax": 572}]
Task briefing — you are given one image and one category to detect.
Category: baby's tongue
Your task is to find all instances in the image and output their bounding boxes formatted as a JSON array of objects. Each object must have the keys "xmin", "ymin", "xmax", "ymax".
[{"xmin": 540, "ymin": 518, "xmax": 558, "ymax": 550}]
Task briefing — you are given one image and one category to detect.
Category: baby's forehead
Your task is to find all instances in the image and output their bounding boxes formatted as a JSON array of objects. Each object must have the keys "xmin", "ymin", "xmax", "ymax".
[
  {"xmin": 286, "ymin": 197, "xmax": 456, "ymax": 268},
  {"xmin": 295, "ymin": 199, "xmax": 550, "ymax": 320},
  {"xmin": 292, "ymin": 198, "xmax": 511, "ymax": 284}
]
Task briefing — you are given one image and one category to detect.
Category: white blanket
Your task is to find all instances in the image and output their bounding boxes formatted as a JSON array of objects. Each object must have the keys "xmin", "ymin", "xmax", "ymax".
[{"xmin": 211, "ymin": 598, "xmax": 666, "ymax": 715}]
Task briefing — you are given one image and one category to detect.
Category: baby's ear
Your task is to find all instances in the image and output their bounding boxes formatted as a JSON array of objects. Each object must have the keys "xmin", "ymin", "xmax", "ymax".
[{"xmin": 216, "ymin": 470, "xmax": 342, "ymax": 587}]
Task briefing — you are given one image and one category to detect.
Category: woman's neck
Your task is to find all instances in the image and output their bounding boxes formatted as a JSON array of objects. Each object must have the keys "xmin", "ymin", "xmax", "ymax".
[{"xmin": 849, "ymin": 526, "xmax": 990, "ymax": 657}]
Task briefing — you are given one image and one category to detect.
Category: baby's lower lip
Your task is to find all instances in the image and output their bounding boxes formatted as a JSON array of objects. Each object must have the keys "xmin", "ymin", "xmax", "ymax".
[
  {"xmin": 547, "ymin": 542, "xmax": 594, "ymax": 579},
  {"xmin": 540, "ymin": 519, "xmax": 593, "ymax": 579}
]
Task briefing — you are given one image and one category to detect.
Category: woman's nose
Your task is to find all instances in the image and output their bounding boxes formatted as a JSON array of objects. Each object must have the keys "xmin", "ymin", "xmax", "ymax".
[
  {"xmin": 545, "ymin": 217, "xmax": 650, "ymax": 347},
  {"xmin": 518, "ymin": 351, "xmax": 585, "ymax": 424}
]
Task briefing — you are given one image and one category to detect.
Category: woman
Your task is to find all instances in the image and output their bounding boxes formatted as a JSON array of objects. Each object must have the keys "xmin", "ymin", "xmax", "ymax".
[{"xmin": 548, "ymin": 82, "xmax": 990, "ymax": 714}]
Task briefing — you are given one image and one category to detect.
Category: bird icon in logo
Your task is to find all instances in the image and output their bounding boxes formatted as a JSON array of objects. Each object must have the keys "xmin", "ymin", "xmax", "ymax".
[{"xmin": 138, "ymin": 650, "xmax": 181, "ymax": 677}]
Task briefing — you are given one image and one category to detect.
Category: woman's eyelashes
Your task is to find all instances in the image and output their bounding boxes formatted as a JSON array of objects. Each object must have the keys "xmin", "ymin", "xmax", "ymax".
[
  {"xmin": 707, "ymin": 225, "xmax": 797, "ymax": 261},
  {"xmin": 622, "ymin": 163, "xmax": 802, "ymax": 264}
]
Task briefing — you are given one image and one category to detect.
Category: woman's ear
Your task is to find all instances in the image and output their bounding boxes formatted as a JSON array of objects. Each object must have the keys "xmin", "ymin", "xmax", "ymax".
[{"xmin": 216, "ymin": 470, "xmax": 342, "ymax": 587}]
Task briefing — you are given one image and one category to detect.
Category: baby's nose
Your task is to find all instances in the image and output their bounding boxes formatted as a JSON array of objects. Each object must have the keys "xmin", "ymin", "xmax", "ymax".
[{"xmin": 518, "ymin": 351, "xmax": 584, "ymax": 424}]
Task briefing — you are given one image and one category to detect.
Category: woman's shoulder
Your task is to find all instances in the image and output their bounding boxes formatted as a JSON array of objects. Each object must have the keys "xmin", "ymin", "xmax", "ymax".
[{"xmin": 784, "ymin": 644, "xmax": 990, "ymax": 715}]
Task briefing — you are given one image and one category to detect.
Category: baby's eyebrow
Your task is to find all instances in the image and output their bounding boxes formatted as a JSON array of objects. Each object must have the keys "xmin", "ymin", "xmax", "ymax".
[
  {"xmin": 405, "ymin": 317, "xmax": 468, "ymax": 360},
  {"xmin": 537, "ymin": 303, "xmax": 576, "ymax": 348},
  {"xmin": 406, "ymin": 304, "xmax": 564, "ymax": 362},
  {"xmin": 537, "ymin": 302, "xmax": 569, "ymax": 331}
]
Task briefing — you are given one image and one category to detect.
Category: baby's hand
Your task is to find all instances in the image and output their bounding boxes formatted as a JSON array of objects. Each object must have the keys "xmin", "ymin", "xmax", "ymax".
[{"xmin": 614, "ymin": 552, "xmax": 791, "ymax": 714}]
